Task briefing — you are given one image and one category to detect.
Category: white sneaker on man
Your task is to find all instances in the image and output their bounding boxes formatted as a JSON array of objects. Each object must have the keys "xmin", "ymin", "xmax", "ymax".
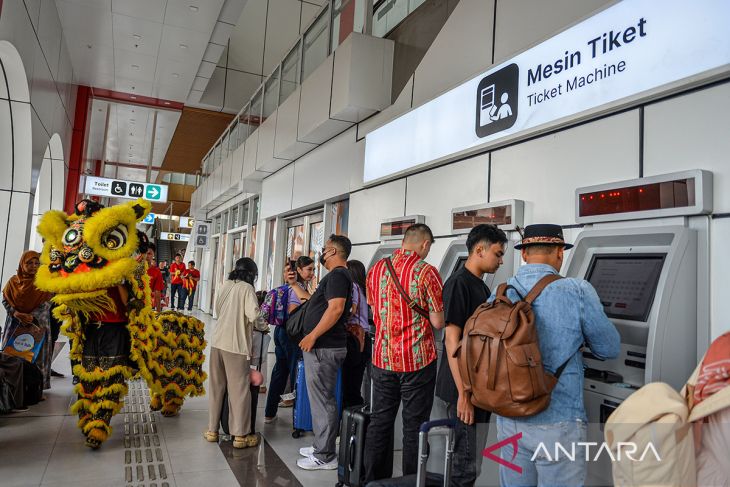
[
  {"xmin": 299, "ymin": 446, "xmax": 314, "ymax": 457},
  {"xmin": 296, "ymin": 454, "xmax": 337, "ymax": 470}
]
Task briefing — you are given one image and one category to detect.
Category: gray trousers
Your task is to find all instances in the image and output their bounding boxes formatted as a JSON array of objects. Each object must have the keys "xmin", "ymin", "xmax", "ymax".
[{"xmin": 303, "ymin": 347, "xmax": 347, "ymax": 462}]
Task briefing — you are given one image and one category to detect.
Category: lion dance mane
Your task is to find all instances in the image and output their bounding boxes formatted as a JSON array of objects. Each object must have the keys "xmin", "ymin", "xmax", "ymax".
[{"xmin": 34, "ymin": 199, "xmax": 206, "ymax": 448}]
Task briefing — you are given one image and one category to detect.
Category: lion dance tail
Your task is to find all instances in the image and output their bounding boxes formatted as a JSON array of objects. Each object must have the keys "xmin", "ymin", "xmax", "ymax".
[{"xmin": 147, "ymin": 311, "xmax": 207, "ymax": 416}]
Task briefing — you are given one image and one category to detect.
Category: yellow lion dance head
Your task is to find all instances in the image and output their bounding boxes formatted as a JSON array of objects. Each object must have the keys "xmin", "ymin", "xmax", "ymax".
[{"xmin": 35, "ymin": 198, "xmax": 152, "ymax": 313}]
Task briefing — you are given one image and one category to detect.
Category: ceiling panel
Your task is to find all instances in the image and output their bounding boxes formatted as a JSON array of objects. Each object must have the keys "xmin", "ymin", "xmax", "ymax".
[
  {"xmin": 199, "ymin": 66, "xmax": 226, "ymax": 108},
  {"xmin": 112, "ymin": 13, "xmax": 164, "ymax": 57},
  {"xmin": 115, "ymin": 49, "xmax": 158, "ymax": 82},
  {"xmin": 114, "ymin": 77, "xmax": 154, "ymax": 96},
  {"xmin": 211, "ymin": 22, "xmax": 234, "ymax": 45},
  {"xmin": 224, "ymin": 69, "xmax": 262, "ymax": 113},
  {"xmin": 162, "ymin": 107, "xmax": 234, "ymax": 173},
  {"xmin": 203, "ymin": 43, "xmax": 226, "ymax": 64},
  {"xmin": 225, "ymin": 0, "xmax": 267, "ymax": 74},
  {"xmin": 263, "ymin": 0, "xmax": 303, "ymax": 74},
  {"xmin": 164, "ymin": 0, "xmax": 226, "ymax": 32},
  {"xmin": 197, "ymin": 60, "xmax": 217, "ymax": 79},
  {"xmin": 158, "ymin": 24, "xmax": 210, "ymax": 63},
  {"xmin": 56, "ymin": 0, "xmax": 114, "ymax": 48},
  {"xmin": 111, "ymin": 0, "xmax": 166, "ymax": 23},
  {"xmin": 219, "ymin": 0, "xmax": 249, "ymax": 24}
]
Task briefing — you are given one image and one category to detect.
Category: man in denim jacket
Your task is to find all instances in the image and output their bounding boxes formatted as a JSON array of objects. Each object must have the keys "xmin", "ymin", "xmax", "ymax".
[{"xmin": 490, "ymin": 224, "xmax": 620, "ymax": 487}]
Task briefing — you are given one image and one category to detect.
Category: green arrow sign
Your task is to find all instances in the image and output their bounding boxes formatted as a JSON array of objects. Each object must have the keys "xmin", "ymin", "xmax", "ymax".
[{"xmin": 146, "ymin": 185, "xmax": 162, "ymax": 200}]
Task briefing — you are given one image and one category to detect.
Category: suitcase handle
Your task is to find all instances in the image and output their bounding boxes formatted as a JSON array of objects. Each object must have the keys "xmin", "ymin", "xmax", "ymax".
[
  {"xmin": 348, "ymin": 435, "xmax": 356, "ymax": 470},
  {"xmin": 419, "ymin": 418, "xmax": 457, "ymax": 434}
]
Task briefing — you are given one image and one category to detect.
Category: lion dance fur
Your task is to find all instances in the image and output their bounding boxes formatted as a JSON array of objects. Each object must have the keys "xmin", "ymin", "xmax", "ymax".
[{"xmin": 34, "ymin": 199, "xmax": 206, "ymax": 448}]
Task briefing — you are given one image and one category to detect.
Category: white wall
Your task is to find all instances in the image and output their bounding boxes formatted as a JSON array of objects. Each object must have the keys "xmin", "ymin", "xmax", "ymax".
[
  {"xmin": 0, "ymin": 0, "xmax": 75, "ymax": 290},
  {"xmin": 203, "ymin": 0, "xmax": 730, "ymax": 342}
]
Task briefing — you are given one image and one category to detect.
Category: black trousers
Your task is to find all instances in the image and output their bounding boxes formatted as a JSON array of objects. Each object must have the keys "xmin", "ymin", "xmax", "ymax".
[
  {"xmin": 364, "ymin": 360, "xmax": 437, "ymax": 481},
  {"xmin": 445, "ymin": 401, "xmax": 491, "ymax": 487},
  {"xmin": 341, "ymin": 331, "xmax": 371, "ymax": 409}
]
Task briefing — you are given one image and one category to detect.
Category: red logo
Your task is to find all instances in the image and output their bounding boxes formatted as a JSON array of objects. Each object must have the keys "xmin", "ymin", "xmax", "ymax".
[{"xmin": 482, "ymin": 432, "xmax": 523, "ymax": 474}]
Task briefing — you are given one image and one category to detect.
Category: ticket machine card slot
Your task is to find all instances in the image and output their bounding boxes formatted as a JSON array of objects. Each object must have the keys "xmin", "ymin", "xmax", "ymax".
[
  {"xmin": 624, "ymin": 359, "xmax": 646, "ymax": 369},
  {"xmin": 599, "ymin": 400, "xmax": 620, "ymax": 431}
]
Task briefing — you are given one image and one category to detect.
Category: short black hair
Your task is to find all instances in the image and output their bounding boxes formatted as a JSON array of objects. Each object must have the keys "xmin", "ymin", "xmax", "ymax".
[
  {"xmin": 296, "ymin": 256, "xmax": 314, "ymax": 269},
  {"xmin": 188, "ymin": 260, "xmax": 195, "ymax": 266},
  {"xmin": 147, "ymin": 243, "xmax": 156, "ymax": 252},
  {"xmin": 404, "ymin": 224, "xmax": 435, "ymax": 244},
  {"xmin": 328, "ymin": 234, "xmax": 352, "ymax": 259},
  {"xmin": 174, "ymin": 254, "xmax": 182, "ymax": 259},
  {"xmin": 466, "ymin": 224, "xmax": 508, "ymax": 253}
]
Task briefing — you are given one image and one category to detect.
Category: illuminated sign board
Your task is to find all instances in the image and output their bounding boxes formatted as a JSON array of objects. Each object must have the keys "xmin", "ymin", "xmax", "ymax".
[
  {"xmin": 364, "ymin": 0, "xmax": 730, "ymax": 183},
  {"xmin": 84, "ymin": 176, "xmax": 168, "ymax": 203}
]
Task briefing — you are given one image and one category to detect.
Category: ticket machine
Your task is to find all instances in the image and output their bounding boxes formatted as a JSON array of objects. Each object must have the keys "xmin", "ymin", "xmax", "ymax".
[
  {"xmin": 438, "ymin": 199, "xmax": 525, "ymax": 289},
  {"xmin": 564, "ymin": 169, "xmax": 712, "ymax": 485},
  {"xmin": 367, "ymin": 215, "xmax": 426, "ymax": 269}
]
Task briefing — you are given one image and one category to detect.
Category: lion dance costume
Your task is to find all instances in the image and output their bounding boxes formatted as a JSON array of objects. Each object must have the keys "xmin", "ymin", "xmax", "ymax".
[{"xmin": 34, "ymin": 199, "xmax": 206, "ymax": 448}]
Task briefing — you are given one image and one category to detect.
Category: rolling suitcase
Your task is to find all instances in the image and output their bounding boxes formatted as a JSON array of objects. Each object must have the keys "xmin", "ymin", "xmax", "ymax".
[
  {"xmin": 338, "ymin": 333, "xmax": 390, "ymax": 487},
  {"xmin": 365, "ymin": 419, "xmax": 457, "ymax": 487},
  {"xmin": 292, "ymin": 358, "xmax": 343, "ymax": 438}
]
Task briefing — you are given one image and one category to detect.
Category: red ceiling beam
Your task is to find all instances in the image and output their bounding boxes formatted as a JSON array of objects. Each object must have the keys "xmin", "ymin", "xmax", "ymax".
[
  {"xmin": 65, "ymin": 85, "xmax": 92, "ymax": 214},
  {"xmin": 91, "ymin": 88, "xmax": 184, "ymax": 111}
]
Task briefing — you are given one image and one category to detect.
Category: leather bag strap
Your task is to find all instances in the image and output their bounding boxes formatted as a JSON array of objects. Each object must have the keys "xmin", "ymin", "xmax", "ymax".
[
  {"xmin": 524, "ymin": 274, "xmax": 562, "ymax": 304},
  {"xmin": 384, "ymin": 257, "xmax": 430, "ymax": 320}
]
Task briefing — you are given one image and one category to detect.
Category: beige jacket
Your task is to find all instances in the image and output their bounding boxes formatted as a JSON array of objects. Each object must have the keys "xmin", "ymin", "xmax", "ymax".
[
  {"xmin": 605, "ymin": 359, "xmax": 730, "ymax": 487},
  {"xmin": 212, "ymin": 280, "xmax": 265, "ymax": 357}
]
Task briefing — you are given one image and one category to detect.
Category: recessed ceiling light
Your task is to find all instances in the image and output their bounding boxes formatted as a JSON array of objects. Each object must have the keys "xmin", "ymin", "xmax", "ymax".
[
  {"xmin": 189, "ymin": 5, "xmax": 199, "ymax": 12},
  {"xmin": 130, "ymin": 96, "xmax": 137, "ymax": 100},
  {"xmin": 132, "ymin": 34, "xmax": 142, "ymax": 40},
  {"xmin": 179, "ymin": 43, "xmax": 188, "ymax": 49},
  {"xmin": 172, "ymin": 73, "xmax": 180, "ymax": 78},
  {"xmin": 131, "ymin": 64, "xmax": 140, "ymax": 70},
  {"xmin": 164, "ymin": 102, "xmax": 171, "ymax": 105}
]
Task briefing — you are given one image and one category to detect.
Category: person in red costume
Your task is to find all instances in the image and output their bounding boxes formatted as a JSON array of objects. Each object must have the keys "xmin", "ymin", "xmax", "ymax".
[
  {"xmin": 169, "ymin": 254, "xmax": 186, "ymax": 310},
  {"xmin": 181, "ymin": 261, "xmax": 201, "ymax": 312},
  {"xmin": 145, "ymin": 244, "xmax": 165, "ymax": 312}
]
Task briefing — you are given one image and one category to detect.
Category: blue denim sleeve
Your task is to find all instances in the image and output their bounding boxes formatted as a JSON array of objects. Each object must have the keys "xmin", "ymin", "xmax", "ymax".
[{"xmin": 579, "ymin": 280, "xmax": 620, "ymax": 360}]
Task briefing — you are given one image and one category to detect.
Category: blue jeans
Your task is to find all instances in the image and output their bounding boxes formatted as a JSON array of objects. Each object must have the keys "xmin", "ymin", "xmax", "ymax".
[
  {"xmin": 180, "ymin": 288, "xmax": 196, "ymax": 310},
  {"xmin": 264, "ymin": 326, "xmax": 300, "ymax": 418},
  {"xmin": 445, "ymin": 401, "xmax": 490, "ymax": 487},
  {"xmin": 170, "ymin": 283, "xmax": 184, "ymax": 310},
  {"xmin": 496, "ymin": 417, "xmax": 587, "ymax": 487}
]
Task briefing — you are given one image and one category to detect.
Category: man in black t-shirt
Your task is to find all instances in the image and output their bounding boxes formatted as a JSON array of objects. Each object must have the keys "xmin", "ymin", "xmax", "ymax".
[
  {"xmin": 296, "ymin": 235, "xmax": 353, "ymax": 471},
  {"xmin": 435, "ymin": 224, "xmax": 508, "ymax": 486}
]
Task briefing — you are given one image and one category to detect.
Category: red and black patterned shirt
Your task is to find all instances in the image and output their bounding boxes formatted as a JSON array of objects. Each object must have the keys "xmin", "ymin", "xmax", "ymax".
[{"xmin": 367, "ymin": 249, "xmax": 444, "ymax": 372}]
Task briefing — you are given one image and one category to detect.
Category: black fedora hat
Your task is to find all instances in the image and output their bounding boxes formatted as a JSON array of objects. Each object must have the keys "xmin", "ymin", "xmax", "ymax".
[{"xmin": 514, "ymin": 224, "xmax": 574, "ymax": 250}]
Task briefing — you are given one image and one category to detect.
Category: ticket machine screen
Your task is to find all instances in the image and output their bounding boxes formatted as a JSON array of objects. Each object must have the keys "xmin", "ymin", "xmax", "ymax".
[
  {"xmin": 453, "ymin": 257, "xmax": 467, "ymax": 275},
  {"xmin": 585, "ymin": 254, "xmax": 665, "ymax": 322}
]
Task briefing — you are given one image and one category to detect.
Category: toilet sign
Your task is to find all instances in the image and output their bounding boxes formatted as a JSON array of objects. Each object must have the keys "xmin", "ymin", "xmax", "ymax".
[
  {"xmin": 194, "ymin": 222, "xmax": 211, "ymax": 249},
  {"xmin": 159, "ymin": 233, "xmax": 190, "ymax": 242},
  {"xmin": 84, "ymin": 176, "xmax": 168, "ymax": 203}
]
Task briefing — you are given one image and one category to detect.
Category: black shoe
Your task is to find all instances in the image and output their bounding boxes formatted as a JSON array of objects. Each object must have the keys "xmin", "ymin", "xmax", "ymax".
[{"xmin": 51, "ymin": 369, "xmax": 65, "ymax": 378}]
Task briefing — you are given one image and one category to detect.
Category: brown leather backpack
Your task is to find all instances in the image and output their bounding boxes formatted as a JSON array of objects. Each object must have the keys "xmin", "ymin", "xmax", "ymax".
[{"xmin": 456, "ymin": 274, "xmax": 570, "ymax": 417}]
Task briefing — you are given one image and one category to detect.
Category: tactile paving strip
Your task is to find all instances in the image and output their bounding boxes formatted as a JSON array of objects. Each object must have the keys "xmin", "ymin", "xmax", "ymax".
[{"xmin": 122, "ymin": 379, "xmax": 171, "ymax": 487}]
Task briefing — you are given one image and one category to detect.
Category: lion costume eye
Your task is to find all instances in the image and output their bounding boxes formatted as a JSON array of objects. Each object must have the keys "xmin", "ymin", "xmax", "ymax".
[
  {"xmin": 101, "ymin": 225, "xmax": 128, "ymax": 250},
  {"xmin": 62, "ymin": 227, "xmax": 83, "ymax": 246}
]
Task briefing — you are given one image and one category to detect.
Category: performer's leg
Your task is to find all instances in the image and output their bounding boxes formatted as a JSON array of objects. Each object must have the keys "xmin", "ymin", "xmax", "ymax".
[{"xmin": 72, "ymin": 322, "xmax": 132, "ymax": 448}]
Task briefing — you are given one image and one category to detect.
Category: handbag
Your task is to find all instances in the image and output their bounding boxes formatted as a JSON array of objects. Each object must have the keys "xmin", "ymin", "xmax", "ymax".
[
  {"xmin": 384, "ymin": 257, "xmax": 430, "ymax": 320},
  {"xmin": 2, "ymin": 318, "xmax": 46, "ymax": 364},
  {"xmin": 286, "ymin": 299, "xmax": 310, "ymax": 343}
]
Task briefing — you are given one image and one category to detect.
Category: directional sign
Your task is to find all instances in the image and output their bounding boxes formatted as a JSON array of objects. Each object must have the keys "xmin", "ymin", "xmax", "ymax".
[
  {"xmin": 84, "ymin": 176, "xmax": 169, "ymax": 203},
  {"xmin": 159, "ymin": 233, "xmax": 191, "ymax": 242},
  {"xmin": 142, "ymin": 213, "xmax": 156, "ymax": 225},
  {"xmin": 194, "ymin": 222, "xmax": 211, "ymax": 248},
  {"xmin": 179, "ymin": 217, "xmax": 195, "ymax": 229}
]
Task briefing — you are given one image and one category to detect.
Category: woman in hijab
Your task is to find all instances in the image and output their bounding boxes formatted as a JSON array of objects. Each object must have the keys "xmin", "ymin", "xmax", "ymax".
[
  {"xmin": 2, "ymin": 251, "xmax": 54, "ymax": 390},
  {"xmin": 205, "ymin": 258, "xmax": 265, "ymax": 448}
]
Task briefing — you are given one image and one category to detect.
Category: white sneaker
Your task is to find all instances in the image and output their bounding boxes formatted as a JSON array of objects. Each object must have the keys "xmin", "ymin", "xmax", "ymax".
[
  {"xmin": 297, "ymin": 454, "xmax": 338, "ymax": 470},
  {"xmin": 281, "ymin": 392, "xmax": 296, "ymax": 401},
  {"xmin": 264, "ymin": 416, "xmax": 277, "ymax": 424},
  {"xmin": 299, "ymin": 446, "xmax": 314, "ymax": 457}
]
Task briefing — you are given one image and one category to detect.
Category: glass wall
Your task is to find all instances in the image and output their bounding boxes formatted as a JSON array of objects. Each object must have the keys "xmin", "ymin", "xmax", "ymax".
[
  {"xmin": 280, "ymin": 41, "xmax": 301, "ymax": 105},
  {"xmin": 263, "ymin": 67, "xmax": 280, "ymax": 121},
  {"xmin": 302, "ymin": 5, "xmax": 330, "ymax": 81}
]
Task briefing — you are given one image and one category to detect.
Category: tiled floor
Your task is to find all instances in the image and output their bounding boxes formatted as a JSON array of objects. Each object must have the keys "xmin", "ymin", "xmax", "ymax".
[{"xmin": 0, "ymin": 309, "xmax": 394, "ymax": 487}]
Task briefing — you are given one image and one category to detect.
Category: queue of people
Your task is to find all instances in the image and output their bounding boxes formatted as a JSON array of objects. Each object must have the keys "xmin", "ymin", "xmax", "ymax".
[{"xmin": 142, "ymin": 221, "xmax": 724, "ymax": 487}]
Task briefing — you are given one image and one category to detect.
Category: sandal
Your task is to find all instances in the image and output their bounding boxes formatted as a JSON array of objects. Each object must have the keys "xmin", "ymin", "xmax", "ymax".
[
  {"xmin": 233, "ymin": 434, "xmax": 259, "ymax": 449},
  {"xmin": 203, "ymin": 431, "xmax": 219, "ymax": 442}
]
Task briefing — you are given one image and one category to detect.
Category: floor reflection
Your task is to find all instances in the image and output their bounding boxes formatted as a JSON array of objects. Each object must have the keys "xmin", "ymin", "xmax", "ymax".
[{"xmin": 218, "ymin": 437, "xmax": 304, "ymax": 487}]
